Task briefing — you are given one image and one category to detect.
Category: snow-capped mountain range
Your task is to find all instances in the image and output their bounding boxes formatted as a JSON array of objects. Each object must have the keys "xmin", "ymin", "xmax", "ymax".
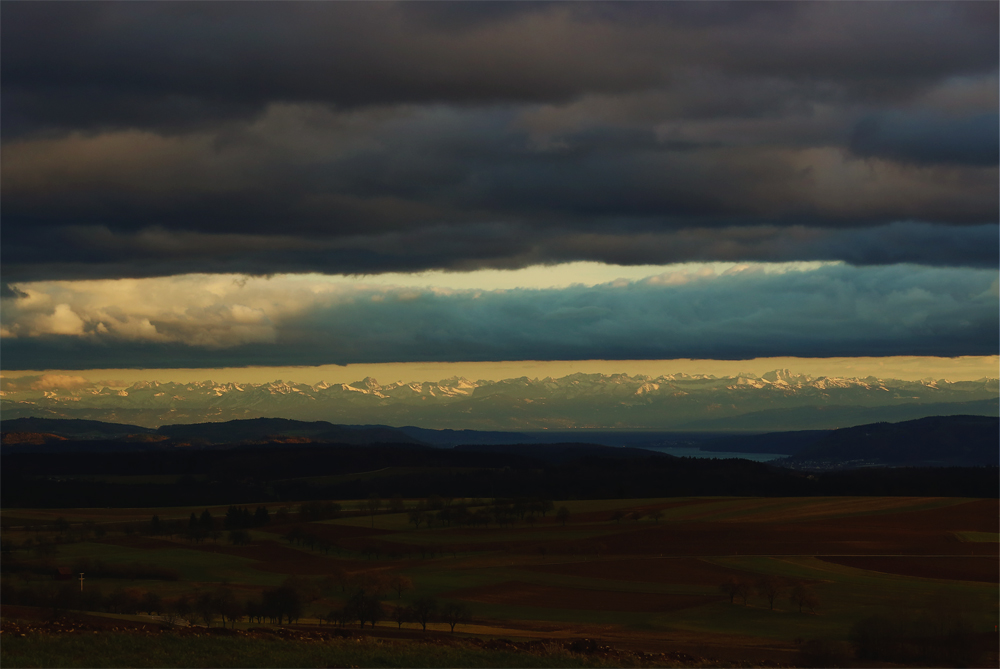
[{"xmin": 2, "ymin": 370, "xmax": 996, "ymax": 431}]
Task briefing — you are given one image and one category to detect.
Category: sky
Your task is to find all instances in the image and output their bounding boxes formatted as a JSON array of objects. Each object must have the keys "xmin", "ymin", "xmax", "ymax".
[{"xmin": 1, "ymin": 2, "xmax": 997, "ymax": 378}]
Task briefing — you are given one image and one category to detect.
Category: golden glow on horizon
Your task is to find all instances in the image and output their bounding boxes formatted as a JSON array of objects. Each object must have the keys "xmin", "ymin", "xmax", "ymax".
[
  {"xmin": 2, "ymin": 356, "xmax": 997, "ymax": 387},
  {"xmin": 330, "ymin": 261, "xmax": 836, "ymax": 290}
]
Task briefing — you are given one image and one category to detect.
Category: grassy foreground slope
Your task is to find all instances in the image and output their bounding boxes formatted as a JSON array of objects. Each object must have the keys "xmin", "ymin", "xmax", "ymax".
[
  {"xmin": 2, "ymin": 496, "xmax": 997, "ymax": 667},
  {"xmin": 1, "ymin": 624, "xmax": 643, "ymax": 669}
]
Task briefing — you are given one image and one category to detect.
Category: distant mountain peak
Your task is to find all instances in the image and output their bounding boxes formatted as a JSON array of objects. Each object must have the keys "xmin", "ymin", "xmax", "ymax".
[{"xmin": 350, "ymin": 377, "xmax": 382, "ymax": 391}]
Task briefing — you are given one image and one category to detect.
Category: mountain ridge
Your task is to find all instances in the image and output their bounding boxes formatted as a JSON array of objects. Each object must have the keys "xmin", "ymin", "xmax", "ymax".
[
  {"xmin": 2, "ymin": 370, "xmax": 996, "ymax": 431},
  {"xmin": 3, "ymin": 415, "xmax": 996, "ymax": 472},
  {"xmin": 779, "ymin": 414, "xmax": 998, "ymax": 469}
]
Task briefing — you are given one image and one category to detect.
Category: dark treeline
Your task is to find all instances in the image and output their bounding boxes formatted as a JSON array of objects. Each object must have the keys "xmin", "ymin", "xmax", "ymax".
[{"xmin": 2, "ymin": 444, "xmax": 996, "ymax": 508}]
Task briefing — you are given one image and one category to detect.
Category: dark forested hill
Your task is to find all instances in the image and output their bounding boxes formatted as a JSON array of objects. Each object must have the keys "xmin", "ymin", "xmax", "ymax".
[
  {"xmin": 1, "ymin": 417, "xmax": 424, "ymax": 449},
  {"xmin": 0, "ymin": 417, "xmax": 154, "ymax": 438},
  {"xmin": 677, "ymin": 398, "xmax": 999, "ymax": 431},
  {"xmin": 695, "ymin": 429, "xmax": 830, "ymax": 455},
  {"xmin": 156, "ymin": 417, "xmax": 422, "ymax": 445},
  {"xmin": 3, "ymin": 440, "xmax": 996, "ymax": 508},
  {"xmin": 781, "ymin": 414, "xmax": 998, "ymax": 468}
]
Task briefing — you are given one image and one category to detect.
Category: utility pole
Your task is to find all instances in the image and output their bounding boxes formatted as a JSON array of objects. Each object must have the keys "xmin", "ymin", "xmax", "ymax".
[{"xmin": 79, "ymin": 573, "xmax": 85, "ymax": 592}]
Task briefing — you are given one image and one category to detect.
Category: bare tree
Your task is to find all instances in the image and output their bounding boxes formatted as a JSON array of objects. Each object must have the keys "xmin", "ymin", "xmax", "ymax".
[
  {"xmin": 441, "ymin": 601, "xmax": 472, "ymax": 633},
  {"xmin": 215, "ymin": 587, "xmax": 243, "ymax": 629},
  {"xmin": 172, "ymin": 594, "xmax": 193, "ymax": 624},
  {"xmin": 344, "ymin": 590, "xmax": 383, "ymax": 629},
  {"xmin": 411, "ymin": 596, "xmax": 437, "ymax": 631},
  {"xmin": 756, "ymin": 575, "xmax": 783, "ymax": 610},
  {"xmin": 392, "ymin": 604, "xmax": 413, "ymax": 629},
  {"xmin": 195, "ymin": 591, "xmax": 216, "ymax": 627},
  {"xmin": 388, "ymin": 574, "xmax": 413, "ymax": 599},
  {"xmin": 789, "ymin": 582, "xmax": 819, "ymax": 613},
  {"xmin": 719, "ymin": 577, "xmax": 750, "ymax": 605},
  {"xmin": 556, "ymin": 506, "xmax": 570, "ymax": 526}
]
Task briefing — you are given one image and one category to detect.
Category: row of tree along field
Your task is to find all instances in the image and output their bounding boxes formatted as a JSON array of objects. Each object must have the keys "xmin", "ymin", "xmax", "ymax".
[
  {"xmin": 1, "ymin": 572, "xmax": 473, "ymax": 634},
  {"xmin": 3, "ymin": 495, "xmax": 566, "ymax": 537},
  {"xmin": 1, "ymin": 497, "xmax": 576, "ymax": 575},
  {"xmin": 718, "ymin": 575, "xmax": 818, "ymax": 613},
  {"xmin": 3, "ymin": 576, "xmax": 986, "ymax": 667}
]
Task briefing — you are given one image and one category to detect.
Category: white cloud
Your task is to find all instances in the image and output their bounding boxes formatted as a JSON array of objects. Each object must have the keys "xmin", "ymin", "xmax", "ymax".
[
  {"xmin": 3, "ymin": 261, "xmax": 827, "ymax": 345},
  {"xmin": 0, "ymin": 263, "xmax": 995, "ymax": 365},
  {"xmin": 36, "ymin": 303, "xmax": 86, "ymax": 336}
]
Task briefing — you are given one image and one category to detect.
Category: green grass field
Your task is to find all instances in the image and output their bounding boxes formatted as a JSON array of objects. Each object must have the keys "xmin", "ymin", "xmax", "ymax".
[{"xmin": 956, "ymin": 531, "xmax": 1000, "ymax": 543}]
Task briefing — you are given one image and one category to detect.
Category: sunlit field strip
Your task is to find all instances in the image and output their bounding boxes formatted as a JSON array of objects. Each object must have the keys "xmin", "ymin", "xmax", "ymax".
[
  {"xmin": 955, "ymin": 531, "xmax": 1000, "ymax": 543},
  {"xmin": 643, "ymin": 497, "xmax": 965, "ymax": 524}
]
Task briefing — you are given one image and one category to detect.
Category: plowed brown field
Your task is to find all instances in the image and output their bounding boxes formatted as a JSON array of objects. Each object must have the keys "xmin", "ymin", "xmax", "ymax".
[{"xmin": 549, "ymin": 500, "xmax": 999, "ymax": 558}]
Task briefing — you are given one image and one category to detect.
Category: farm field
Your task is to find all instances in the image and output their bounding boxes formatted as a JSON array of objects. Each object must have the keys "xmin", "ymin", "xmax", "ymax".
[{"xmin": 2, "ymin": 496, "xmax": 997, "ymax": 667}]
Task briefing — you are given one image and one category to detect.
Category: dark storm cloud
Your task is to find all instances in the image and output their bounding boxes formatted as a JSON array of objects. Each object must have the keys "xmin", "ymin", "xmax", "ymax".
[
  {"xmin": 850, "ymin": 112, "xmax": 1000, "ymax": 166},
  {"xmin": 2, "ymin": 264, "xmax": 995, "ymax": 370},
  {"xmin": 1, "ymin": 1, "xmax": 997, "ymax": 282},
  {"xmin": 0, "ymin": 2, "xmax": 660, "ymax": 136},
  {"xmin": 1, "ymin": 99, "xmax": 996, "ymax": 282},
  {"xmin": 1, "ymin": 283, "xmax": 29, "ymax": 299},
  {"xmin": 2, "ymin": 223, "xmax": 997, "ymax": 284},
  {"xmin": 3, "ymin": 2, "xmax": 995, "ymax": 137}
]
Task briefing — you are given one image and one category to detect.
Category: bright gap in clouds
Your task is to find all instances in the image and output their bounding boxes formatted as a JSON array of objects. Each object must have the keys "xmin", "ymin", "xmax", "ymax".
[
  {"xmin": 2, "ymin": 260, "xmax": 837, "ymax": 344},
  {"xmin": 326, "ymin": 261, "xmax": 838, "ymax": 291},
  {"xmin": 2, "ymin": 260, "xmax": 995, "ymax": 372},
  {"xmin": 4, "ymin": 357, "xmax": 998, "ymax": 389}
]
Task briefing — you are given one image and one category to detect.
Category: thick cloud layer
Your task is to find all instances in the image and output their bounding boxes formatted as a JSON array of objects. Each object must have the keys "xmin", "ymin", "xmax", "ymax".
[
  {"xmin": 1, "ymin": 264, "xmax": 996, "ymax": 370},
  {"xmin": 1, "ymin": 2, "xmax": 996, "ymax": 281}
]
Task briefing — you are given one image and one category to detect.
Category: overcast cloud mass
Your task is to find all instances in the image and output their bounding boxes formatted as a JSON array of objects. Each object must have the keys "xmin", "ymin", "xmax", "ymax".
[{"xmin": 1, "ymin": 2, "xmax": 997, "ymax": 369}]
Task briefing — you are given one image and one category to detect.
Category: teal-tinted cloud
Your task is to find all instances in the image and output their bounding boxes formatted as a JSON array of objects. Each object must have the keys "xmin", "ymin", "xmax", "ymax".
[{"xmin": 2, "ymin": 264, "xmax": 995, "ymax": 369}]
